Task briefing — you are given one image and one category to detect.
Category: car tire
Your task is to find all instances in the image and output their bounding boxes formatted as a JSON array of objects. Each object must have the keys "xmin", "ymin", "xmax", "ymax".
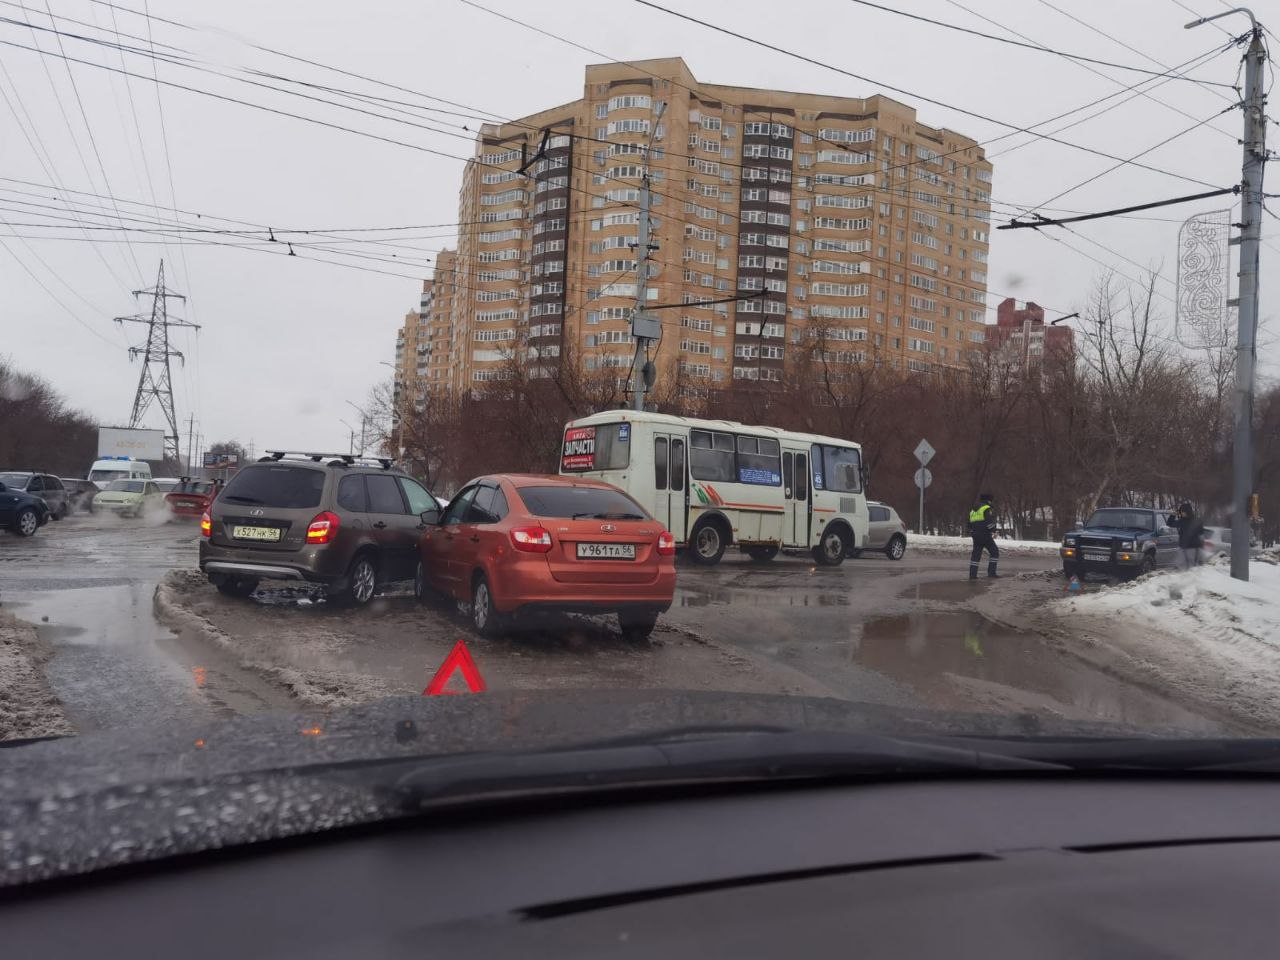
[
  {"xmin": 414, "ymin": 560, "xmax": 427, "ymax": 603},
  {"xmin": 1139, "ymin": 553, "xmax": 1157, "ymax": 577},
  {"xmin": 884, "ymin": 535, "xmax": 907, "ymax": 561},
  {"xmin": 812, "ymin": 526, "xmax": 847, "ymax": 566},
  {"xmin": 213, "ymin": 576, "xmax": 258, "ymax": 598},
  {"xmin": 471, "ymin": 574, "xmax": 505, "ymax": 639},
  {"xmin": 688, "ymin": 519, "xmax": 727, "ymax": 566},
  {"xmin": 619, "ymin": 611, "xmax": 659, "ymax": 643},
  {"xmin": 13, "ymin": 507, "xmax": 39, "ymax": 537},
  {"xmin": 338, "ymin": 554, "xmax": 378, "ymax": 607},
  {"xmin": 744, "ymin": 545, "xmax": 779, "ymax": 563}
]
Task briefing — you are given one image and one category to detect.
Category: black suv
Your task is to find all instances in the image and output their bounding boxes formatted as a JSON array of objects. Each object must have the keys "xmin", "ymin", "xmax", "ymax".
[
  {"xmin": 1060, "ymin": 506, "xmax": 1180, "ymax": 581},
  {"xmin": 198, "ymin": 452, "xmax": 438, "ymax": 605},
  {"xmin": 0, "ymin": 478, "xmax": 51, "ymax": 536},
  {"xmin": 0, "ymin": 472, "xmax": 70, "ymax": 519}
]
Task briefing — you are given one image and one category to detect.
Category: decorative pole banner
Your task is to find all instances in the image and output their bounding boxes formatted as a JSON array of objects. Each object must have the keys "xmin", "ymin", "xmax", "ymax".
[{"xmin": 1176, "ymin": 208, "xmax": 1232, "ymax": 350}]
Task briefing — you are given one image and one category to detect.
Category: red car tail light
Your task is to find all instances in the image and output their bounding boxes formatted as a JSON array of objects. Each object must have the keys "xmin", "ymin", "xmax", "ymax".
[
  {"xmin": 200, "ymin": 511, "xmax": 212, "ymax": 537},
  {"xmin": 657, "ymin": 531, "xmax": 676, "ymax": 556},
  {"xmin": 306, "ymin": 511, "xmax": 340, "ymax": 544},
  {"xmin": 510, "ymin": 526, "xmax": 554, "ymax": 553}
]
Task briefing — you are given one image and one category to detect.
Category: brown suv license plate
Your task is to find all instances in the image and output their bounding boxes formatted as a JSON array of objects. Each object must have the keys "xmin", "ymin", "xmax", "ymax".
[{"xmin": 232, "ymin": 525, "xmax": 282, "ymax": 542}]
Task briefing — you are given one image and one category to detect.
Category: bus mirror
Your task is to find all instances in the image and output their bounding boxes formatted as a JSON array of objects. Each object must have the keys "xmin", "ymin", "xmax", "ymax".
[{"xmin": 860, "ymin": 464, "xmax": 870, "ymax": 490}]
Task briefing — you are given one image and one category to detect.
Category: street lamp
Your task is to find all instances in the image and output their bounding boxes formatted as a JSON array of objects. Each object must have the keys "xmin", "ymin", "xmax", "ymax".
[
  {"xmin": 344, "ymin": 401, "xmax": 370, "ymax": 455},
  {"xmin": 379, "ymin": 360, "xmax": 406, "ymax": 456},
  {"xmin": 338, "ymin": 418, "xmax": 357, "ymax": 456}
]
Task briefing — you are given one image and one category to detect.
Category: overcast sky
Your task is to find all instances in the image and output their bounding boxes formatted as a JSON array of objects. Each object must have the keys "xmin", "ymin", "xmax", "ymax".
[{"xmin": 2, "ymin": 0, "xmax": 1274, "ymax": 456}]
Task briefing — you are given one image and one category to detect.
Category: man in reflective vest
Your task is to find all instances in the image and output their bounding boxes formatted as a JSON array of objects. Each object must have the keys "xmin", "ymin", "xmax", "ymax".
[{"xmin": 968, "ymin": 492, "xmax": 999, "ymax": 579}]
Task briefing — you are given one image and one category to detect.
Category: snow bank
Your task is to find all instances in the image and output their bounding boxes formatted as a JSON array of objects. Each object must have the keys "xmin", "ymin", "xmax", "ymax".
[
  {"xmin": 1056, "ymin": 555, "xmax": 1280, "ymax": 650},
  {"xmin": 0, "ymin": 613, "xmax": 73, "ymax": 742},
  {"xmin": 909, "ymin": 534, "xmax": 1061, "ymax": 555}
]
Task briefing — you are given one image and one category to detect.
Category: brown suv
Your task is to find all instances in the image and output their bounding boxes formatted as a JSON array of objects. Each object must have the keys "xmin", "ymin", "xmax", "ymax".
[{"xmin": 198, "ymin": 451, "xmax": 438, "ymax": 605}]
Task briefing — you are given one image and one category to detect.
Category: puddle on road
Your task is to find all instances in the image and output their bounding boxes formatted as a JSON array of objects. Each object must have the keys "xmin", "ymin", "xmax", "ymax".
[
  {"xmin": 898, "ymin": 579, "xmax": 993, "ymax": 602},
  {"xmin": 7, "ymin": 583, "xmax": 291, "ymax": 730},
  {"xmin": 855, "ymin": 611, "xmax": 1219, "ymax": 732}
]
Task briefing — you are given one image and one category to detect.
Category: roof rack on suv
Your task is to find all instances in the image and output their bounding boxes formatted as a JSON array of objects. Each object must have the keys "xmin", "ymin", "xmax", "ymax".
[{"xmin": 261, "ymin": 450, "xmax": 395, "ymax": 470}]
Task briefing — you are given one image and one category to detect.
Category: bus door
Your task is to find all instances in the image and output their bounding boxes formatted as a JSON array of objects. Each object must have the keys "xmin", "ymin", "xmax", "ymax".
[
  {"xmin": 781, "ymin": 449, "xmax": 809, "ymax": 547},
  {"xmin": 652, "ymin": 433, "xmax": 688, "ymax": 543}
]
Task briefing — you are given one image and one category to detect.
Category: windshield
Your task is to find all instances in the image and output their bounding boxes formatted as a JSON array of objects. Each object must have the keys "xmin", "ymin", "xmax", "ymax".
[
  {"xmin": 219, "ymin": 466, "xmax": 325, "ymax": 508},
  {"xmin": 518, "ymin": 485, "xmax": 649, "ymax": 519},
  {"xmin": 1084, "ymin": 510, "xmax": 1155, "ymax": 531},
  {"xmin": 4, "ymin": 2, "xmax": 1280, "ymax": 896},
  {"xmin": 105, "ymin": 480, "xmax": 145, "ymax": 493}
]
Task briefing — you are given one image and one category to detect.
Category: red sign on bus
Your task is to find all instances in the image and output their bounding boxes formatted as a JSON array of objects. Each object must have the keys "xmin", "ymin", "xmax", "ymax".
[{"xmin": 561, "ymin": 426, "xmax": 596, "ymax": 471}]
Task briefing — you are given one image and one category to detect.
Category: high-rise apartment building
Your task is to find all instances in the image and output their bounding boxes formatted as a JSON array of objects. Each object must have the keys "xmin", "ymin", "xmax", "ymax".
[
  {"xmin": 402, "ymin": 57, "xmax": 993, "ymax": 398},
  {"xmin": 990, "ymin": 297, "xmax": 1074, "ymax": 370}
]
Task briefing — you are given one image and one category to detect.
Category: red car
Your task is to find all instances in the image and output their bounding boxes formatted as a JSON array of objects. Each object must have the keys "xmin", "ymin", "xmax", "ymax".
[
  {"xmin": 165, "ymin": 478, "xmax": 221, "ymax": 519},
  {"xmin": 415, "ymin": 474, "xmax": 676, "ymax": 640}
]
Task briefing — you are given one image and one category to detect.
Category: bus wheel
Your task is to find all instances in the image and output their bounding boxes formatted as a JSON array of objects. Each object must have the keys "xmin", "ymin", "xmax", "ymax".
[
  {"xmin": 744, "ymin": 545, "xmax": 779, "ymax": 563},
  {"xmin": 812, "ymin": 526, "xmax": 847, "ymax": 566},
  {"xmin": 689, "ymin": 519, "xmax": 727, "ymax": 565}
]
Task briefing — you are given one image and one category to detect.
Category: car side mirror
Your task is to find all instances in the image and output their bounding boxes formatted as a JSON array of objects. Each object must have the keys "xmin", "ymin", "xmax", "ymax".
[{"xmin": 419, "ymin": 507, "xmax": 440, "ymax": 526}]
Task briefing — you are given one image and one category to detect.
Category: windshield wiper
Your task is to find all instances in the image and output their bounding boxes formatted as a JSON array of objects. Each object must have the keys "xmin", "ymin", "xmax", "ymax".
[
  {"xmin": 362, "ymin": 730, "xmax": 1067, "ymax": 812},
  {"xmin": 223, "ymin": 495, "xmax": 264, "ymax": 504},
  {"xmin": 571, "ymin": 511, "xmax": 646, "ymax": 520}
]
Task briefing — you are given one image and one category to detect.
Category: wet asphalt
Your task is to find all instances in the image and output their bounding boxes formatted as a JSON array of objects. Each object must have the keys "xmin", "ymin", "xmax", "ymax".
[{"xmin": 0, "ymin": 513, "xmax": 1227, "ymax": 735}]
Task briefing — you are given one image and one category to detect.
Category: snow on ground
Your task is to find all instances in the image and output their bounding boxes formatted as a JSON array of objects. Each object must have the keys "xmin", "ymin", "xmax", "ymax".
[
  {"xmin": 0, "ymin": 612, "xmax": 73, "ymax": 742},
  {"xmin": 1052, "ymin": 554, "xmax": 1280, "ymax": 730},
  {"xmin": 910, "ymin": 534, "xmax": 1061, "ymax": 555},
  {"xmin": 1057, "ymin": 555, "xmax": 1280, "ymax": 648}
]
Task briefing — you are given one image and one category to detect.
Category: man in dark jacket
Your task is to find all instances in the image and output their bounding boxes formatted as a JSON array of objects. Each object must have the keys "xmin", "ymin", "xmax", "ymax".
[
  {"xmin": 1167, "ymin": 501, "xmax": 1205, "ymax": 569},
  {"xmin": 968, "ymin": 492, "xmax": 999, "ymax": 579}
]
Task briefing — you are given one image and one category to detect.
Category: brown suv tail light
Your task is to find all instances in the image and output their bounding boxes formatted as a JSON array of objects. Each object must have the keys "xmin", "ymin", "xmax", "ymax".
[
  {"xmin": 200, "ymin": 511, "xmax": 211, "ymax": 537},
  {"xmin": 306, "ymin": 511, "xmax": 341, "ymax": 544}
]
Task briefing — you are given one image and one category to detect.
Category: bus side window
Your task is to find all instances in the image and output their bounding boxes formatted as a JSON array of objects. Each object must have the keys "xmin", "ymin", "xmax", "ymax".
[
  {"xmin": 783, "ymin": 452, "xmax": 794, "ymax": 496},
  {"xmin": 655, "ymin": 437, "xmax": 668, "ymax": 491},
  {"xmin": 795, "ymin": 453, "xmax": 808, "ymax": 501},
  {"xmin": 671, "ymin": 439, "xmax": 685, "ymax": 491}
]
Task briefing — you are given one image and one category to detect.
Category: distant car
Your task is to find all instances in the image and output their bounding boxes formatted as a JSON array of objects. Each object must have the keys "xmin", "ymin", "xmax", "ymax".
[
  {"xmin": 165, "ymin": 478, "xmax": 221, "ymax": 519},
  {"xmin": 198, "ymin": 451, "xmax": 439, "ymax": 604},
  {"xmin": 0, "ymin": 479, "xmax": 51, "ymax": 536},
  {"xmin": 0, "ymin": 471, "xmax": 70, "ymax": 520},
  {"xmin": 850, "ymin": 501, "xmax": 908, "ymax": 560},
  {"xmin": 153, "ymin": 478, "xmax": 181, "ymax": 494},
  {"xmin": 416, "ymin": 474, "xmax": 676, "ymax": 641},
  {"xmin": 1061, "ymin": 507, "xmax": 1180, "ymax": 580},
  {"xmin": 60, "ymin": 478, "xmax": 99, "ymax": 513},
  {"xmin": 91, "ymin": 479, "xmax": 167, "ymax": 518},
  {"xmin": 87, "ymin": 457, "xmax": 152, "ymax": 490}
]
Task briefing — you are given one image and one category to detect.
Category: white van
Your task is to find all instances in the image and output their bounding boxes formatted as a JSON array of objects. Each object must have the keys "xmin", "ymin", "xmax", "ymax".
[
  {"xmin": 560, "ymin": 411, "xmax": 869, "ymax": 566},
  {"xmin": 88, "ymin": 457, "xmax": 153, "ymax": 490}
]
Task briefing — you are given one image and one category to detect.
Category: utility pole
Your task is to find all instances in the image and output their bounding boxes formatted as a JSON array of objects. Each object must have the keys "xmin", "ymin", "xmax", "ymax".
[
  {"xmin": 630, "ymin": 103, "xmax": 665, "ymax": 411},
  {"xmin": 185, "ymin": 413, "xmax": 195, "ymax": 475},
  {"xmin": 113, "ymin": 260, "xmax": 198, "ymax": 464},
  {"xmin": 1188, "ymin": 10, "xmax": 1267, "ymax": 581}
]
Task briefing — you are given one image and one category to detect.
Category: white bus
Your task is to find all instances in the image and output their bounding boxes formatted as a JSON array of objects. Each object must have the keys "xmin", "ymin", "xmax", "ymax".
[{"xmin": 559, "ymin": 411, "xmax": 868, "ymax": 566}]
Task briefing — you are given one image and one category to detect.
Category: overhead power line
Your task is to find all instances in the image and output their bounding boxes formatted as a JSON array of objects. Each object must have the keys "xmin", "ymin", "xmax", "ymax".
[
  {"xmin": 630, "ymin": 0, "xmax": 1229, "ymax": 192},
  {"xmin": 846, "ymin": 0, "xmax": 1238, "ymax": 87},
  {"xmin": 999, "ymin": 186, "xmax": 1239, "ymax": 229}
]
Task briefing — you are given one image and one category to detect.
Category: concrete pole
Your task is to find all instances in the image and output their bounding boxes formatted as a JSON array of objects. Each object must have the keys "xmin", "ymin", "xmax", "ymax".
[{"xmin": 1186, "ymin": 11, "xmax": 1265, "ymax": 583}]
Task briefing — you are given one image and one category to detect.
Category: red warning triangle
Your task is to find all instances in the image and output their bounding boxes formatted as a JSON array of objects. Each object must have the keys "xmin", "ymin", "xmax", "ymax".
[{"xmin": 423, "ymin": 639, "xmax": 487, "ymax": 695}]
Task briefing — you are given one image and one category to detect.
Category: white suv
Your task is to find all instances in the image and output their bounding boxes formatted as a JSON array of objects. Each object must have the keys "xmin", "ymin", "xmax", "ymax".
[{"xmin": 850, "ymin": 502, "xmax": 907, "ymax": 560}]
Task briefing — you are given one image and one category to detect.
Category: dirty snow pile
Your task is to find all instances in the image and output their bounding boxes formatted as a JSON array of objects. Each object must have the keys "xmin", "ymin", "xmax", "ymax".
[
  {"xmin": 0, "ymin": 612, "xmax": 73, "ymax": 741},
  {"xmin": 1058, "ymin": 555, "xmax": 1280, "ymax": 651},
  {"xmin": 910, "ymin": 534, "xmax": 1060, "ymax": 555}
]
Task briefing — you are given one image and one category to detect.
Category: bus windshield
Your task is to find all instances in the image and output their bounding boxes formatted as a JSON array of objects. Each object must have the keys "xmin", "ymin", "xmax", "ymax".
[{"xmin": 561, "ymin": 423, "xmax": 631, "ymax": 471}]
